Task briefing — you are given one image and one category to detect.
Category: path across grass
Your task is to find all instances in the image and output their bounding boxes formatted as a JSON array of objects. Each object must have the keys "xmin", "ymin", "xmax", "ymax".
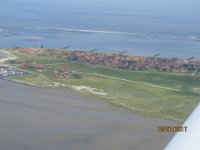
[
  {"xmin": 5, "ymin": 50, "xmax": 200, "ymax": 122},
  {"xmin": 76, "ymin": 72, "xmax": 182, "ymax": 92}
]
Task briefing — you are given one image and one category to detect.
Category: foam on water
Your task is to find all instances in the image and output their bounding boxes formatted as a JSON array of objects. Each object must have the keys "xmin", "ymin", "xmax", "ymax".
[
  {"xmin": 51, "ymin": 27, "xmax": 200, "ymax": 42},
  {"xmin": 0, "ymin": 0, "xmax": 199, "ymax": 58},
  {"xmin": 0, "ymin": 29, "xmax": 8, "ymax": 33}
]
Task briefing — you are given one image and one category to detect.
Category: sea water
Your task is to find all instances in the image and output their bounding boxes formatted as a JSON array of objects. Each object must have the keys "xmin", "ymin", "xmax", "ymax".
[{"xmin": 0, "ymin": 0, "xmax": 200, "ymax": 59}]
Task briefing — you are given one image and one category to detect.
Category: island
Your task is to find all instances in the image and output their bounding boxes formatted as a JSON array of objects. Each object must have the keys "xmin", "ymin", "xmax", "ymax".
[{"xmin": 1, "ymin": 48, "xmax": 200, "ymax": 122}]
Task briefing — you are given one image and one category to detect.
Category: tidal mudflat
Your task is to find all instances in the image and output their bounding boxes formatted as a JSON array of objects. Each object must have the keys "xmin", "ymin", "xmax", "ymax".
[{"xmin": 0, "ymin": 79, "xmax": 178, "ymax": 150}]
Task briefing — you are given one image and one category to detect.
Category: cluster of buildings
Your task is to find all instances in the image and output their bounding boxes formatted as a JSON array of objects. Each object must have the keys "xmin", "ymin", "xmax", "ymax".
[
  {"xmin": 54, "ymin": 69, "xmax": 74, "ymax": 79},
  {"xmin": 54, "ymin": 71, "xmax": 80, "ymax": 80},
  {"xmin": 63, "ymin": 51, "xmax": 199, "ymax": 73},
  {"xmin": 16, "ymin": 48, "xmax": 199, "ymax": 73},
  {"xmin": 20, "ymin": 63, "xmax": 81, "ymax": 79},
  {"xmin": 20, "ymin": 63, "xmax": 46, "ymax": 72},
  {"xmin": 18, "ymin": 48, "xmax": 44, "ymax": 55}
]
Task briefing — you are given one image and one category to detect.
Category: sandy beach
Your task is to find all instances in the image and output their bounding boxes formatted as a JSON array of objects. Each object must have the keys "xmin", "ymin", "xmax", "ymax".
[
  {"xmin": 0, "ymin": 49, "xmax": 16, "ymax": 63},
  {"xmin": 0, "ymin": 79, "xmax": 179, "ymax": 150}
]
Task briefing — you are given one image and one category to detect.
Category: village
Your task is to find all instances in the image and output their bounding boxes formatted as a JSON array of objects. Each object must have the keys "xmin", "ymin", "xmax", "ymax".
[
  {"xmin": 1, "ymin": 48, "xmax": 199, "ymax": 80},
  {"xmin": 1, "ymin": 47, "xmax": 200, "ymax": 124},
  {"xmin": 16, "ymin": 48, "xmax": 200, "ymax": 74}
]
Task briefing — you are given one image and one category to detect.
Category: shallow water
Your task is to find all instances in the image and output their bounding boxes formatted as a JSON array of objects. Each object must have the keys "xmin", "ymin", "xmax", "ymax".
[
  {"xmin": 0, "ymin": 79, "xmax": 178, "ymax": 150},
  {"xmin": 0, "ymin": 0, "xmax": 200, "ymax": 58}
]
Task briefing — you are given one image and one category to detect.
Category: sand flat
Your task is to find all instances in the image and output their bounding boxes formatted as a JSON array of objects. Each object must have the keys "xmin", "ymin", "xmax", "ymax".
[
  {"xmin": 0, "ymin": 49, "xmax": 16, "ymax": 62},
  {"xmin": 0, "ymin": 79, "xmax": 179, "ymax": 150}
]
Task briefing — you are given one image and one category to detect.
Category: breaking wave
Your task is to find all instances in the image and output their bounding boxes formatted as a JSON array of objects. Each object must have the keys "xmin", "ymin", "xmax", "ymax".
[
  {"xmin": 1, "ymin": 26, "xmax": 200, "ymax": 43},
  {"xmin": 49, "ymin": 28, "xmax": 200, "ymax": 42},
  {"xmin": 0, "ymin": 29, "xmax": 8, "ymax": 33},
  {"xmin": 53, "ymin": 28, "xmax": 132, "ymax": 35}
]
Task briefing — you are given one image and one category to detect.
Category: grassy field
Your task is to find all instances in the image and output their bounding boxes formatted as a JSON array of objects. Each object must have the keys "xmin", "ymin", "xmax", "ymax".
[
  {"xmin": 9, "ymin": 52, "xmax": 66, "ymax": 64},
  {"xmin": 7, "ymin": 51, "xmax": 200, "ymax": 122}
]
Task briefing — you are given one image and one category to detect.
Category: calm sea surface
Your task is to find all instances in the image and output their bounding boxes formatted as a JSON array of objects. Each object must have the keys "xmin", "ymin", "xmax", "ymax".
[
  {"xmin": 0, "ymin": 79, "xmax": 178, "ymax": 150},
  {"xmin": 0, "ymin": 0, "xmax": 200, "ymax": 59}
]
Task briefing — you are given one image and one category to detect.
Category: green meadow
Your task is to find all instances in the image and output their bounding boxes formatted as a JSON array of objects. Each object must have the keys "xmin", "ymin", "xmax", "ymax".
[{"xmin": 8, "ymin": 51, "xmax": 200, "ymax": 122}]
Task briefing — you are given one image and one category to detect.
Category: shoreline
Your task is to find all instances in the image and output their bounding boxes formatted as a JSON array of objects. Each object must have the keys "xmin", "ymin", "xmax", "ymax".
[
  {"xmin": 0, "ymin": 78, "xmax": 181, "ymax": 124},
  {"xmin": 52, "ymin": 48, "xmax": 200, "ymax": 61},
  {"xmin": 2, "ymin": 48, "xmax": 199, "ymax": 123},
  {"xmin": 55, "ymin": 48, "xmax": 200, "ymax": 61},
  {"xmin": 2, "ymin": 75, "xmax": 185, "ymax": 123},
  {"xmin": 2, "ymin": 47, "xmax": 200, "ymax": 61},
  {"xmin": 0, "ymin": 79, "xmax": 178, "ymax": 150}
]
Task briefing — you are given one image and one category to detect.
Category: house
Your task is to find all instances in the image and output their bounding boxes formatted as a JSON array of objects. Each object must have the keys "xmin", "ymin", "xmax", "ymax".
[
  {"xmin": 58, "ymin": 69, "xmax": 69, "ymax": 73},
  {"xmin": 35, "ymin": 65, "xmax": 45, "ymax": 71}
]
